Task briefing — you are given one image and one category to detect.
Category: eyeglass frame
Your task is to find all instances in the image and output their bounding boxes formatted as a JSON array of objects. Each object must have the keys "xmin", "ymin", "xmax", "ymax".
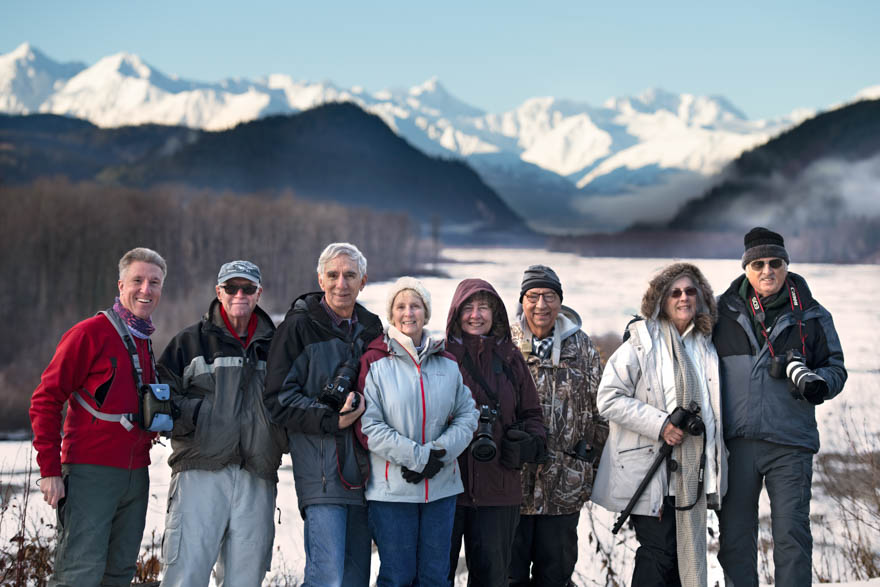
[
  {"xmin": 523, "ymin": 291, "xmax": 559, "ymax": 304},
  {"xmin": 668, "ymin": 287, "xmax": 698, "ymax": 299}
]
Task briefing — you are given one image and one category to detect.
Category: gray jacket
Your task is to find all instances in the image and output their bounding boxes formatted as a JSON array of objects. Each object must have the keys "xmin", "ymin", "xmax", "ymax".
[
  {"xmin": 158, "ymin": 300, "xmax": 286, "ymax": 482},
  {"xmin": 713, "ymin": 272, "xmax": 847, "ymax": 453},
  {"xmin": 359, "ymin": 326, "xmax": 478, "ymax": 503}
]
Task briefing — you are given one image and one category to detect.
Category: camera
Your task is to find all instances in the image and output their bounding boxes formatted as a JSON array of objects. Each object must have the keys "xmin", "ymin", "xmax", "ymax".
[
  {"xmin": 769, "ymin": 349, "xmax": 828, "ymax": 401},
  {"xmin": 667, "ymin": 401, "xmax": 704, "ymax": 437},
  {"xmin": 141, "ymin": 383, "xmax": 174, "ymax": 432},
  {"xmin": 318, "ymin": 358, "xmax": 360, "ymax": 412},
  {"xmin": 471, "ymin": 405, "xmax": 498, "ymax": 462}
]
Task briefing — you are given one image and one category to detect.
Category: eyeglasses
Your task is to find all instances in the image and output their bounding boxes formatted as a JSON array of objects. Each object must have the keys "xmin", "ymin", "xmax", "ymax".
[
  {"xmin": 221, "ymin": 284, "xmax": 259, "ymax": 295},
  {"xmin": 524, "ymin": 292, "xmax": 559, "ymax": 304},
  {"xmin": 749, "ymin": 259, "xmax": 785, "ymax": 271},
  {"xmin": 668, "ymin": 287, "xmax": 698, "ymax": 299}
]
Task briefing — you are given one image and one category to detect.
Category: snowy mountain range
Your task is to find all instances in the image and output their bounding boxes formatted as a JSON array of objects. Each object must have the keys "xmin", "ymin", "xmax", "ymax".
[{"xmin": 2, "ymin": 42, "xmax": 873, "ymax": 232}]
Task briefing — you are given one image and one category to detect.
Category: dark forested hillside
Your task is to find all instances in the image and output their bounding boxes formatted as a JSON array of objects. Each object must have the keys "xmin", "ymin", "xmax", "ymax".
[
  {"xmin": 667, "ymin": 99, "xmax": 880, "ymax": 232},
  {"xmin": 0, "ymin": 103, "xmax": 524, "ymax": 231}
]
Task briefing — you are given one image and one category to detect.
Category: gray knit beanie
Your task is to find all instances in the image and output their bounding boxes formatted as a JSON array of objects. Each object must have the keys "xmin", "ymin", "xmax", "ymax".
[
  {"xmin": 519, "ymin": 264, "xmax": 563, "ymax": 302},
  {"xmin": 741, "ymin": 227, "xmax": 790, "ymax": 268},
  {"xmin": 386, "ymin": 277, "xmax": 432, "ymax": 323}
]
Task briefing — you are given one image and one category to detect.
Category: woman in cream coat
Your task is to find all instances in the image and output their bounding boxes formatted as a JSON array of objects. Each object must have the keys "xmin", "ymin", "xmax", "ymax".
[{"xmin": 592, "ymin": 262, "xmax": 727, "ymax": 587}]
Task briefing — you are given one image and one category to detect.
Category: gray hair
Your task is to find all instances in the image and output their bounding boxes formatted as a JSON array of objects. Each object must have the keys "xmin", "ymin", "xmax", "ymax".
[
  {"xmin": 119, "ymin": 247, "xmax": 167, "ymax": 281},
  {"xmin": 316, "ymin": 242, "xmax": 367, "ymax": 277}
]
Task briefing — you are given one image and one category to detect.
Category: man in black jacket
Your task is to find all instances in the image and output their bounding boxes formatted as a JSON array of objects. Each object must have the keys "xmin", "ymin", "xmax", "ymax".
[
  {"xmin": 264, "ymin": 243, "xmax": 382, "ymax": 587},
  {"xmin": 158, "ymin": 260, "xmax": 286, "ymax": 587},
  {"xmin": 714, "ymin": 228, "xmax": 847, "ymax": 587}
]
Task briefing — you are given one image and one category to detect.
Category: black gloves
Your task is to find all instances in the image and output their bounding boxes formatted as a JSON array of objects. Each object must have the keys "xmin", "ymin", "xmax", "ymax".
[
  {"xmin": 401, "ymin": 467, "xmax": 424, "ymax": 484},
  {"xmin": 422, "ymin": 449, "xmax": 446, "ymax": 479},
  {"xmin": 802, "ymin": 379, "xmax": 829, "ymax": 405},
  {"xmin": 501, "ymin": 429, "xmax": 533, "ymax": 469},
  {"xmin": 401, "ymin": 449, "xmax": 447, "ymax": 484}
]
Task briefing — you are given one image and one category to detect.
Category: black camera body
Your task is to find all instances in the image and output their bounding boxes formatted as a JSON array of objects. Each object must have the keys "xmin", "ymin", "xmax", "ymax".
[
  {"xmin": 318, "ymin": 358, "xmax": 360, "ymax": 412},
  {"xmin": 471, "ymin": 404, "xmax": 498, "ymax": 462},
  {"xmin": 668, "ymin": 401, "xmax": 705, "ymax": 437},
  {"xmin": 768, "ymin": 349, "xmax": 828, "ymax": 402}
]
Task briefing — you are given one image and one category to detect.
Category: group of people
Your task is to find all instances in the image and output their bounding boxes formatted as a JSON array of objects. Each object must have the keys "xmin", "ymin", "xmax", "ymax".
[{"xmin": 29, "ymin": 226, "xmax": 847, "ymax": 587}]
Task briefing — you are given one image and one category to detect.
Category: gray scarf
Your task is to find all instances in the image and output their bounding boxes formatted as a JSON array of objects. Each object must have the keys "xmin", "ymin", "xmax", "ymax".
[{"xmin": 662, "ymin": 320, "xmax": 707, "ymax": 587}]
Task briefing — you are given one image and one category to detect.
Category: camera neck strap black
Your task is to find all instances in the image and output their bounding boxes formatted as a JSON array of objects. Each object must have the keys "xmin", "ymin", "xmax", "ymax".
[
  {"xmin": 670, "ymin": 434, "xmax": 707, "ymax": 512},
  {"xmin": 461, "ymin": 349, "xmax": 519, "ymax": 419},
  {"xmin": 747, "ymin": 279, "xmax": 806, "ymax": 358},
  {"xmin": 100, "ymin": 309, "xmax": 158, "ymax": 390}
]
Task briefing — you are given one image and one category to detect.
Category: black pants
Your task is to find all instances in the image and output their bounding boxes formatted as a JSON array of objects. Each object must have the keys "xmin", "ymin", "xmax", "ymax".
[
  {"xmin": 509, "ymin": 512, "xmax": 579, "ymax": 587},
  {"xmin": 630, "ymin": 498, "xmax": 681, "ymax": 587},
  {"xmin": 448, "ymin": 504, "xmax": 520, "ymax": 587}
]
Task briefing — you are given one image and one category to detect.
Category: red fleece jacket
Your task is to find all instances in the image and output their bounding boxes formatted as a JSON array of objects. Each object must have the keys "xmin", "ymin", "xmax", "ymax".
[{"xmin": 30, "ymin": 314, "xmax": 156, "ymax": 478}]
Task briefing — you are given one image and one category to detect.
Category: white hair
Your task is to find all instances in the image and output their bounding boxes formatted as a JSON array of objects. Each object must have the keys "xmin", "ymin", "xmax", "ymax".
[{"xmin": 316, "ymin": 242, "xmax": 367, "ymax": 277}]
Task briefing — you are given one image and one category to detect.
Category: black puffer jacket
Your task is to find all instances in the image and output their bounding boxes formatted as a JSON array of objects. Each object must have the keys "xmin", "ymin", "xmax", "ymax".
[
  {"xmin": 158, "ymin": 300, "xmax": 286, "ymax": 482},
  {"xmin": 263, "ymin": 292, "xmax": 382, "ymax": 511}
]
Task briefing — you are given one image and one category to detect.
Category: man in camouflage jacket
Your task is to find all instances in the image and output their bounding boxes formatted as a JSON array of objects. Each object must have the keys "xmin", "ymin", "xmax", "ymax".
[{"xmin": 509, "ymin": 265, "xmax": 608, "ymax": 587}]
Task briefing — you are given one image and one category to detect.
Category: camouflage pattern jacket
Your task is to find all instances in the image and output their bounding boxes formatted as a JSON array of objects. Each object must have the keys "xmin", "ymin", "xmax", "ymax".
[{"xmin": 511, "ymin": 305, "xmax": 608, "ymax": 515}]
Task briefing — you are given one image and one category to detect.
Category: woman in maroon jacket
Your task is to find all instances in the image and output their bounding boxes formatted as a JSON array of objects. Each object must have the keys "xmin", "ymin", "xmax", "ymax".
[{"xmin": 445, "ymin": 278, "xmax": 545, "ymax": 587}]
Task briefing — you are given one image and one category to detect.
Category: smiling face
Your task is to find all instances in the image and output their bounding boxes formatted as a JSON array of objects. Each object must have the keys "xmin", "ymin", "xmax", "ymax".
[
  {"xmin": 118, "ymin": 261, "xmax": 164, "ymax": 320},
  {"xmin": 216, "ymin": 278, "xmax": 261, "ymax": 322},
  {"xmin": 522, "ymin": 287, "xmax": 561, "ymax": 339},
  {"xmin": 663, "ymin": 276, "xmax": 698, "ymax": 334},
  {"xmin": 318, "ymin": 254, "xmax": 367, "ymax": 319},
  {"xmin": 391, "ymin": 289, "xmax": 426, "ymax": 346},
  {"xmin": 459, "ymin": 293, "xmax": 494, "ymax": 337},
  {"xmin": 746, "ymin": 257, "xmax": 788, "ymax": 298}
]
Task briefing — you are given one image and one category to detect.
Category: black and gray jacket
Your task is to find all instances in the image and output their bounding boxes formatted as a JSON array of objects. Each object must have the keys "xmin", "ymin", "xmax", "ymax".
[
  {"xmin": 263, "ymin": 292, "xmax": 383, "ymax": 512},
  {"xmin": 158, "ymin": 299, "xmax": 286, "ymax": 482},
  {"xmin": 713, "ymin": 272, "xmax": 847, "ymax": 453}
]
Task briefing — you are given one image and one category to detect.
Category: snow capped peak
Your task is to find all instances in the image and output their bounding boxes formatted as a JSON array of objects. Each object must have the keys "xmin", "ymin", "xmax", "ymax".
[
  {"xmin": 9, "ymin": 42, "xmax": 35, "ymax": 60},
  {"xmin": 0, "ymin": 43, "xmax": 85, "ymax": 112},
  {"xmin": 91, "ymin": 52, "xmax": 154, "ymax": 80},
  {"xmin": 405, "ymin": 76, "xmax": 484, "ymax": 118},
  {"xmin": 855, "ymin": 84, "xmax": 880, "ymax": 101}
]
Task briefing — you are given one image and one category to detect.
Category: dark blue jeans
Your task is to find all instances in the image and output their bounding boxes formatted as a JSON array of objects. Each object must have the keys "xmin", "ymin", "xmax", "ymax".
[
  {"xmin": 368, "ymin": 496, "xmax": 457, "ymax": 587},
  {"xmin": 302, "ymin": 503, "xmax": 371, "ymax": 587}
]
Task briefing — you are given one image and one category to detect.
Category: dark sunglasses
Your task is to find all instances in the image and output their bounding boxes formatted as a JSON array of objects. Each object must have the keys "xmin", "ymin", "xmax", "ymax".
[
  {"xmin": 668, "ymin": 287, "xmax": 698, "ymax": 299},
  {"xmin": 221, "ymin": 284, "xmax": 259, "ymax": 295},
  {"xmin": 749, "ymin": 258, "xmax": 785, "ymax": 271}
]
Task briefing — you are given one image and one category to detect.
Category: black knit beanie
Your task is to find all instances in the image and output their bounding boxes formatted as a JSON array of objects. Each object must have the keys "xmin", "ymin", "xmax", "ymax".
[
  {"xmin": 741, "ymin": 227, "xmax": 790, "ymax": 268},
  {"xmin": 519, "ymin": 265, "xmax": 563, "ymax": 302}
]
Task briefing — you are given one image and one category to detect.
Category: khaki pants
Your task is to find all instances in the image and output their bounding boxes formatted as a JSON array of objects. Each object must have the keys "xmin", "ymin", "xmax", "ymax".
[{"xmin": 160, "ymin": 465, "xmax": 277, "ymax": 587}]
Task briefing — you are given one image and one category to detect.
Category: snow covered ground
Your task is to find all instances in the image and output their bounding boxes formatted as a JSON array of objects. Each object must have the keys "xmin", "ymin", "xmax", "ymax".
[{"xmin": 2, "ymin": 248, "xmax": 878, "ymax": 585}]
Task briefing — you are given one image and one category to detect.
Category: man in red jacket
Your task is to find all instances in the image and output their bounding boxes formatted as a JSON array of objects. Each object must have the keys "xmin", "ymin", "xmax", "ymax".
[{"xmin": 30, "ymin": 247, "xmax": 166, "ymax": 587}]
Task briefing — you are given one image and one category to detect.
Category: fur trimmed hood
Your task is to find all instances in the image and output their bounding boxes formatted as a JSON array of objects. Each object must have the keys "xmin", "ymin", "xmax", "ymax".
[{"xmin": 640, "ymin": 262, "xmax": 717, "ymax": 335}]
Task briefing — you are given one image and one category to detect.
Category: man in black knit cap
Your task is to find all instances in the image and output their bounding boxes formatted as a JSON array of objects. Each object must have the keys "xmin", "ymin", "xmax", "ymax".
[{"xmin": 713, "ymin": 227, "xmax": 847, "ymax": 586}]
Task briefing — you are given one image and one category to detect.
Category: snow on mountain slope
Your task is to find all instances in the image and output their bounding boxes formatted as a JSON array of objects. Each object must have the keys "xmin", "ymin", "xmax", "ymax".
[{"xmin": 3, "ymin": 43, "xmax": 873, "ymax": 232}]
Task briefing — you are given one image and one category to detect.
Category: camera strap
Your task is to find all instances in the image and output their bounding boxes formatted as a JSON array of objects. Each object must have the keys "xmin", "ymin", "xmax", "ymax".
[
  {"xmin": 72, "ymin": 309, "xmax": 157, "ymax": 431},
  {"xmin": 747, "ymin": 279, "xmax": 805, "ymax": 358},
  {"xmin": 670, "ymin": 434, "xmax": 707, "ymax": 512}
]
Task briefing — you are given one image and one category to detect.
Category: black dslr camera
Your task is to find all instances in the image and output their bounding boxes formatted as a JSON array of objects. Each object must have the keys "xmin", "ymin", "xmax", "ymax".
[
  {"xmin": 769, "ymin": 349, "xmax": 828, "ymax": 402},
  {"xmin": 471, "ymin": 405, "xmax": 498, "ymax": 462},
  {"xmin": 318, "ymin": 358, "xmax": 360, "ymax": 412},
  {"xmin": 667, "ymin": 401, "xmax": 705, "ymax": 436}
]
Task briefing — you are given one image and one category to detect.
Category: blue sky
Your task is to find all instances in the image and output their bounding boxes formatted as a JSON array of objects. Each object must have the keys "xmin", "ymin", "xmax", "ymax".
[{"xmin": 3, "ymin": 0, "xmax": 877, "ymax": 119}]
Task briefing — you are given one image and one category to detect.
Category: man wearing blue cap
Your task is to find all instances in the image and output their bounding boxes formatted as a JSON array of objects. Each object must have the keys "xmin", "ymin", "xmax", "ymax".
[{"xmin": 158, "ymin": 260, "xmax": 287, "ymax": 586}]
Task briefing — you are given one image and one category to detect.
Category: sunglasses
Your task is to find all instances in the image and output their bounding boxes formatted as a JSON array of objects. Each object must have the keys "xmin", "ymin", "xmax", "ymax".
[
  {"xmin": 668, "ymin": 287, "xmax": 698, "ymax": 299},
  {"xmin": 221, "ymin": 284, "xmax": 259, "ymax": 295},
  {"xmin": 749, "ymin": 259, "xmax": 785, "ymax": 271}
]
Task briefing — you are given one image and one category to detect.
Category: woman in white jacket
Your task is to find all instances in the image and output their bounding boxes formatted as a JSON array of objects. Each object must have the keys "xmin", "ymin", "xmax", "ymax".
[
  {"xmin": 592, "ymin": 262, "xmax": 727, "ymax": 587},
  {"xmin": 357, "ymin": 277, "xmax": 479, "ymax": 587}
]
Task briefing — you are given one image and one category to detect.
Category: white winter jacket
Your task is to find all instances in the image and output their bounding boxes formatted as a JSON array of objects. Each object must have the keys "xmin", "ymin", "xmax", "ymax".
[
  {"xmin": 591, "ymin": 319, "xmax": 727, "ymax": 517},
  {"xmin": 358, "ymin": 326, "xmax": 479, "ymax": 503}
]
